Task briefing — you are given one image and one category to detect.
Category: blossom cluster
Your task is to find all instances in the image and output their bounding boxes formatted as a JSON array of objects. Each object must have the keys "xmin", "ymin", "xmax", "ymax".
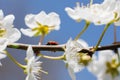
[
  {"xmin": 65, "ymin": 0, "xmax": 120, "ymax": 26},
  {"xmin": 65, "ymin": 39, "xmax": 120, "ymax": 80},
  {"xmin": 0, "ymin": 10, "xmax": 60, "ymax": 80},
  {"xmin": 0, "ymin": 0, "xmax": 120, "ymax": 80}
]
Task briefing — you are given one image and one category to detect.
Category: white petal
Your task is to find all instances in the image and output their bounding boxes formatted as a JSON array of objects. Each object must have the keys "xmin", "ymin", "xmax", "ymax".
[
  {"xmin": 88, "ymin": 60, "xmax": 105, "ymax": 77},
  {"xmin": 3, "ymin": 14, "xmax": 15, "ymax": 27},
  {"xmin": 0, "ymin": 38, "xmax": 8, "ymax": 51},
  {"xmin": 7, "ymin": 28, "xmax": 21, "ymax": 43},
  {"xmin": 102, "ymin": 0, "xmax": 116, "ymax": 10},
  {"xmin": 94, "ymin": 12, "xmax": 114, "ymax": 25},
  {"xmin": 25, "ymin": 14, "xmax": 38, "ymax": 28},
  {"xmin": 54, "ymin": 25, "xmax": 60, "ymax": 30},
  {"xmin": 26, "ymin": 45, "xmax": 35, "ymax": 60},
  {"xmin": 49, "ymin": 12, "xmax": 60, "ymax": 22},
  {"xmin": 0, "ymin": 53, "xmax": 6, "ymax": 59},
  {"xmin": 44, "ymin": 12, "xmax": 61, "ymax": 30},
  {"xmin": 0, "ymin": 53, "xmax": 6, "ymax": 66},
  {"xmin": 21, "ymin": 28, "xmax": 36, "ymax": 37},
  {"xmin": 68, "ymin": 66, "xmax": 76, "ymax": 80},
  {"xmin": 76, "ymin": 39, "xmax": 89, "ymax": 49},
  {"xmin": 26, "ymin": 74, "xmax": 36, "ymax": 80},
  {"xmin": 35, "ymin": 11, "xmax": 47, "ymax": 25},
  {"xmin": 98, "ymin": 74, "xmax": 112, "ymax": 80},
  {"xmin": 0, "ymin": 52, "xmax": 6, "ymax": 66},
  {"xmin": 65, "ymin": 38, "xmax": 72, "ymax": 51},
  {"xmin": 98, "ymin": 50, "xmax": 114, "ymax": 63},
  {"xmin": 65, "ymin": 7, "xmax": 80, "ymax": 20},
  {"xmin": 0, "ymin": 10, "xmax": 4, "ymax": 20}
]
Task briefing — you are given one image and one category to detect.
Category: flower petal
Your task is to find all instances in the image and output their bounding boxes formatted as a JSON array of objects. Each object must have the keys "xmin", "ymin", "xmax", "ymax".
[
  {"xmin": 0, "ymin": 53, "xmax": 6, "ymax": 60},
  {"xmin": 26, "ymin": 74, "xmax": 36, "ymax": 80},
  {"xmin": 45, "ymin": 12, "xmax": 61, "ymax": 30},
  {"xmin": 88, "ymin": 60, "xmax": 106, "ymax": 78},
  {"xmin": 0, "ymin": 38, "xmax": 8, "ymax": 51},
  {"xmin": 25, "ymin": 14, "xmax": 38, "ymax": 28},
  {"xmin": 98, "ymin": 50, "xmax": 114, "ymax": 63},
  {"xmin": 21, "ymin": 28, "xmax": 36, "ymax": 37},
  {"xmin": 3, "ymin": 14, "xmax": 15, "ymax": 28},
  {"xmin": 7, "ymin": 28, "xmax": 21, "ymax": 43},
  {"xmin": 76, "ymin": 39, "xmax": 89, "ymax": 49},
  {"xmin": 35, "ymin": 11, "xmax": 47, "ymax": 25},
  {"xmin": 68, "ymin": 66, "xmax": 76, "ymax": 80},
  {"xmin": 65, "ymin": 7, "xmax": 81, "ymax": 20},
  {"xmin": 26, "ymin": 45, "xmax": 35, "ymax": 60},
  {"xmin": 0, "ymin": 10, "xmax": 4, "ymax": 20}
]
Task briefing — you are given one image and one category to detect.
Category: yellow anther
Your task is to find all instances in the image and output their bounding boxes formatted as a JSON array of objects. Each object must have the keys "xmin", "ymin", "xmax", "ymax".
[
  {"xmin": 32, "ymin": 22, "xmax": 49, "ymax": 36},
  {"xmin": 0, "ymin": 28, "xmax": 6, "ymax": 37},
  {"xmin": 106, "ymin": 59, "xmax": 120, "ymax": 79}
]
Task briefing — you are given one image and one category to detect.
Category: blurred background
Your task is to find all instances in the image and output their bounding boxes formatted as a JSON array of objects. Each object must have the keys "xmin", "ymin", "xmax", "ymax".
[{"xmin": 0, "ymin": 0, "xmax": 120, "ymax": 80}]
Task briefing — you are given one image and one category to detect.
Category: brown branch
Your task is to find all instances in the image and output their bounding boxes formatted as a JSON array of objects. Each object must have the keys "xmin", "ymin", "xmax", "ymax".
[
  {"xmin": 92, "ymin": 43, "xmax": 120, "ymax": 51},
  {"xmin": 7, "ymin": 42, "xmax": 120, "ymax": 52},
  {"xmin": 7, "ymin": 43, "xmax": 65, "ymax": 51}
]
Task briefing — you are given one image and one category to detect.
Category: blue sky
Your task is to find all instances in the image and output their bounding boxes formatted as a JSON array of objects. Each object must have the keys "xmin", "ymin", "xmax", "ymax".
[{"xmin": 0, "ymin": 0, "xmax": 120, "ymax": 80}]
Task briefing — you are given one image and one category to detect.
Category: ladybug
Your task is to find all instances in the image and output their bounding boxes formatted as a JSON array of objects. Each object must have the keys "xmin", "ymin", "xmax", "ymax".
[{"xmin": 46, "ymin": 41, "xmax": 59, "ymax": 45}]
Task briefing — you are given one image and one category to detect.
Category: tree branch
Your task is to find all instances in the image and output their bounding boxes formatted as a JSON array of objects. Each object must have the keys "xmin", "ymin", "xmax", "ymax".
[
  {"xmin": 7, "ymin": 42, "xmax": 120, "ymax": 52},
  {"xmin": 7, "ymin": 43, "xmax": 65, "ymax": 51}
]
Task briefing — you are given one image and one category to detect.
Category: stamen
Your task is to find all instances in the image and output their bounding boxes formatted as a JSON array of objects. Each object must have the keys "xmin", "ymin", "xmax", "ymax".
[
  {"xmin": 106, "ymin": 59, "xmax": 120, "ymax": 78},
  {"xmin": 32, "ymin": 22, "xmax": 50, "ymax": 36},
  {"xmin": 90, "ymin": 0, "xmax": 93, "ymax": 6},
  {"xmin": 0, "ymin": 28, "xmax": 6, "ymax": 37},
  {"xmin": 76, "ymin": 2, "xmax": 80, "ymax": 8},
  {"xmin": 39, "ymin": 69, "xmax": 48, "ymax": 74}
]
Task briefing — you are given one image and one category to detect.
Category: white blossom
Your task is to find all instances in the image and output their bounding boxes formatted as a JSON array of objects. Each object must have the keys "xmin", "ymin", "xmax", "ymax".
[
  {"xmin": 0, "ymin": 10, "xmax": 21, "ymax": 51},
  {"xmin": 64, "ymin": 38, "xmax": 93, "ymax": 80},
  {"xmin": 65, "ymin": 0, "xmax": 118, "ymax": 25},
  {"xmin": 99, "ymin": 0, "xmax": 120, "ymax": 26},
  {"xmin": 65, "ymin": 38, "xmax": 89, "ymax": 72},
  {"xmin": 21, "ymin": 11, "xmax": 61, "ymax": 37},
  {"xmin": 25, "ymin": 46, "xmax": 43, "ymax": 80},
  {"xmin": 88, "ymin": 50, "xmax": 120, "ymax": 80}
]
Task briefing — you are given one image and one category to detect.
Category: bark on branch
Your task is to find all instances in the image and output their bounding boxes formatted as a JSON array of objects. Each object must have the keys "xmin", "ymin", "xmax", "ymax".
[{"xmin": 7, "ymin": 42, "xmax": 120, "ymax": 52}]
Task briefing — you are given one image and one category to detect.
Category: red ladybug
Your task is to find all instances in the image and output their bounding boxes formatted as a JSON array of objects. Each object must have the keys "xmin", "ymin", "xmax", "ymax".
[{"xmin": 46, "ymin": 41, "xmax": 58, "ymax": 45}]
